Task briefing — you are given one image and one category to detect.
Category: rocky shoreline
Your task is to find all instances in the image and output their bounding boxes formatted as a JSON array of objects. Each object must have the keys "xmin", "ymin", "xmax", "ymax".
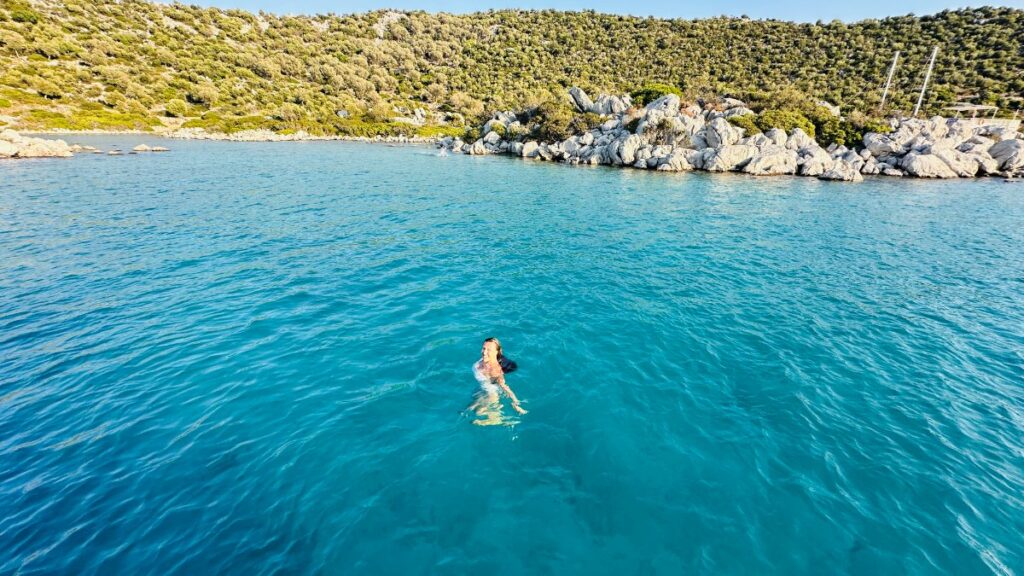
[
  {"xmin": 439, "ymin": 88, "xmax": 1024, "ymax": 182},
  {"xmin": 20, "ymin": 127, "xmax": 439, "ymax": 144},
  {"xmin": 2, "ymin": 127, "xmax": 434, "ymax": 159},
  {"xmin": 1, "ymin": 129, "xmax": 77, "ymax": 158},
  {"xmin": 166, "ymin": 127, "xmax": 437, "ymax": 143},
  {"xmin": 1, "ymin": 129, "xmax": 171, "ymax": 158}
]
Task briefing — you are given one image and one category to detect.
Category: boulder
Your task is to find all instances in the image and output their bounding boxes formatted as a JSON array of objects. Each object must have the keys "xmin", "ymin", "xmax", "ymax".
[
  {"xmin": 483, "ymin": 130, "xmax": 502, "ymax": 145},
  {"xmin": 656, "ymin": 148, "xmax": 695, "ymax": 171},
  {"xmin": 863, "ymin": 132, "xmax": 903, "ymax": 157},
  {"xmin": 965, "ymin": 150, "xmax": 999, "ymax": 175},
  {"xmin": 742, "ymin": 146, "xmax": 798, "ymax": 175},
  {"xmin": 900, "ymin": 152, "xmax": 958, "ymax": 178},
  {"xmin": 606, "ymin": 134, "xmax": 644, "ymax": 166},
  {"xmin": 785, "ymin": 128, "xmax": 815, "ymax": 151},
  {"xmin": 764, "ymin": 128, "xmax": 787, "ymax": 147},
  {"xmin": 724, "ymin": 106, "xmax": 754, "ymax": 118},
  {"xmin": 881, "ymin": 167, "xmax": 904, "ymax": 177},
  {"xmin": 819, "ymin": 159, "xmax": 864, "ymax": 182},
  {"xmin": 593, "ymin": 94, "xmax": 630, "ymax": 115},
  {"xmin": 521, "ymin": 141, "xmax": 540, "ymax": 158},
  {"xmin": 16, "ymin": 139, "xmax": 73, "ymax": 158},
  {"xmin": 989, "ymin": 139, "xmax": 1024, "ymax": 173},
  {"xmin": 133, "ymin": 144, "xmax": 151, "ymax": 152},
  {"xmin": 468, "ymin": 139, "xmax": 489, "ymax": 155},
  {"xmin": 931, "ymin": 149, "xmax": 981, "ymax": 177},
  {"xmin": 569, "ymin": 87, "xmax": 595, "ymax": 113},
  {"xmin": 861, "ymin": 157, "xmax": 882, "ymax": 175},
  {"xmin": 797, "ymin": 146, "xmax": 834, "ymax": 177},
  {"xmin": 0, "ymin": 130, "xmax": 74, "ymax": 159},
  {"xmin": 704, "ymin": 144, "xmax": 758, "ymax": 172},
  {"xmin": 742, "ymin": 134, "xmax": 772, "ymax": 148},
  {"xmin": 644, "ymin": 94, "xmax": 681, "ymax": 115},
  {"xmin": 703, "ymin": 117, "xmax": 743, "ymax": 148}
]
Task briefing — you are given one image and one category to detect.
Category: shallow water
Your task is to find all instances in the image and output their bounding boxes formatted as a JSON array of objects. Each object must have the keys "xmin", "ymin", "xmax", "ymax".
[{"xmin": 2, "ymin": 137, "xmax": 1023, "ymax": 575}]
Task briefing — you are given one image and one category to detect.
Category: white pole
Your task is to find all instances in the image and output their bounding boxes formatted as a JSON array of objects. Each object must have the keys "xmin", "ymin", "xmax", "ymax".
[
  {"xmin": 913, "ymin": 46, "xmax": 938, "ymax": 118},
  {"xmin": 879, "ymin": 51, "xmax": 900, "ymax": 113}
]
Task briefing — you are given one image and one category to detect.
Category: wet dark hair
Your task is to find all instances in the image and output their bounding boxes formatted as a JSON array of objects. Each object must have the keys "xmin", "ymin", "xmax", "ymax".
[{"xmin": 484, "ymin": 337, "xmax": 518, "ymax": 374}]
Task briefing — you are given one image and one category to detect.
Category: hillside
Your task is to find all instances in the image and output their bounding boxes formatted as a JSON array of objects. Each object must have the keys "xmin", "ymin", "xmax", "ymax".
[{"xmin": 0, "ymin": 0, "xmax": 1021, "ymax": 136}]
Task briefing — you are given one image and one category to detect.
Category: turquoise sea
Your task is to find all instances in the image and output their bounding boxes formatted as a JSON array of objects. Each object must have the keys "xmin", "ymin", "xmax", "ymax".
[{"xmin": 2, "ymin": 136, "xmax": 1023, "ymax": 575}]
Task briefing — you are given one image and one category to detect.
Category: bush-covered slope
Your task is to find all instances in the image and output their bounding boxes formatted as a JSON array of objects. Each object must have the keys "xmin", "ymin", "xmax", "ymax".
[{"xmin": 0, "ymin": 0, "xmax": 1020, "ymax": 134}]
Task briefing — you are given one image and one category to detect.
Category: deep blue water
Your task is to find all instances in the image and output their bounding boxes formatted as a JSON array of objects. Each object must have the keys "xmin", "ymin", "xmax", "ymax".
[{"xmin": 2, "ymin": 136, "xmax": 1023, "ymax": 575}]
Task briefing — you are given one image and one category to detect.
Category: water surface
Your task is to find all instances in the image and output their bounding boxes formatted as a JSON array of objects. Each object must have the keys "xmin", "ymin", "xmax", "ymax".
[{"xmin": 2, "ymin": 137, "xmax": 1023, "ymax": 575}]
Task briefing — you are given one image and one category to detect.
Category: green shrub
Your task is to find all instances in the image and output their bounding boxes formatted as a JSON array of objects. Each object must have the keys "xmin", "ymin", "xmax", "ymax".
[
  {"xmin": 10, "ymin": 8, "xmax": 40, "ymax": 24},
  {"xmin": 22, "ymin": 108, "xmax": 160, "ymax": 131},
  {"xmin": 165, "ymin": 98, "xmax": 188, "ymax": 117},
  {"xmin": 414, "ymin": 124, "xmax": 463, "ymax": 138},
  {"xmin": 568, "ymin": 112, "xmax": 603, "ymax": 134},
  {"xmin": 182, "ymin": 114, "xmax": 274, "ymax": 133},
  {"xmin": 859, "ymin": 119, "xmax": 891, "ymax": 135},
  {"xmin": 755, "ymin": 109, "xmax": 815, "ymax": 138},
  {"xmin": 727, "ymin": 114, "xmax": 760, "ymax": 135},
  {"xmin": 29, "ymin": 78, "xmax": 61, "ymax": 99},
  {"xmin": 630, "ymin": 83, "xmax": 683, "ymax": 106},
  {"xmin": 0, "ymin": 98, "xmax": 11, "ymax": 108},
  {"xmin": 531, "ymin": 99, "xmax": 576, "ymax": 141}
]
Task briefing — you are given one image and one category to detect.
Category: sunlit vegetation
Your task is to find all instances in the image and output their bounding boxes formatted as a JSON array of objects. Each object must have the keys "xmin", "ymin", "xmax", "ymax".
[{"xmin": 0, "ymin": 0, "xmax": 1020, "ymax": 135}]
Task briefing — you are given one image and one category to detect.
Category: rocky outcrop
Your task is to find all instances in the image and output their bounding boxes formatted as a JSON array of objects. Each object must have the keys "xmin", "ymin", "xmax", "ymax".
[
  {"xmin": 989, "ymin": 139, "xmax": 1024, "ymax": 173},
  {"xmin": 569, "ymin": 87, "xmax": 595, "ymax": 114},
  {"xmin": 439, "ymin": 87, "xmax": 1024, "ymax": 183},
  {"xmin": 819, "ymin": 159, "xmax": 864, "ymax": 182},
  {"xmin": 704, "ymin": 144, "xmax": 758, "ymax": 172},
  {"xmin": 743, "ymin": 146, "xmax": 798, "ymax": 175},
  {"xmin": 900, "ymin": 152, "xmax": 959, "ymax": 178},
  {"xmin": 0, "ymin": 129, "xmax": 74, "ymax": 158},
  {"xmin": 702, "ymin": 117, "xmax": 744, "ymax": 148}
]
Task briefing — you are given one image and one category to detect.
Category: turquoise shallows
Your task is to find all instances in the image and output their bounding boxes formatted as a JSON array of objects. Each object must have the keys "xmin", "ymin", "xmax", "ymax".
[{"xmin": 1, "ymin": 137, "xmax": 1022, "ymax": 575}]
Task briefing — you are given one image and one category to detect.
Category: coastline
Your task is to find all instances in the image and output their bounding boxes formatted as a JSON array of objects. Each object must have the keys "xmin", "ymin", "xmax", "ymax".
[
  {"xmin": 19, "ymin": 127, "xmax": 440, "ymax": 144},
  {"xmin": 438, "ymin": 88, "xmax": 1024, "ymax": 183}
]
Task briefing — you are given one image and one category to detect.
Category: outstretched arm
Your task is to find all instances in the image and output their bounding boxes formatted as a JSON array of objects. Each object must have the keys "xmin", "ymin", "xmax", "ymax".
[{"xmin": 496, "ymin": 375, "xmax": 527, "ymax": 414}]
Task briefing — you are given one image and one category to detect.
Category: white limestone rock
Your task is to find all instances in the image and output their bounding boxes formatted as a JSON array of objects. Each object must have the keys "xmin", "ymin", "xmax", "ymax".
[
  {"xmin": 819, "ymin": 159, "xmax": 864, "ymax": 182},
  {"xmin": 899, "ymin": 152, "xmax": 958, "ymax": 178},
  {"xmin": 989, "ymin": 139, "xmax": 1024, "ymax": 173},
  {"xmin": 703, "ymin": 117, "xmax": 744, "ymax": 148},
  {"xmin": 569, "ymin": 87, "xmax": 595, "ymax": 113},
  {"xmin": 764, "ymin": 128, "xmax": 787, "ymax": 147},
  {"xmin": 742, "ymin": 146, "xmax": 798, "ymax": 176},
  {"xmin": 785, "ymin": 128, "xmax": 815, "ymax": 151},
  {"xmin": 656, "ymin": 148, "xmax": 695, "ymax": 171},
  {"xmin": 797, "ymin": 146, "xmax": 834, "ymax": 177},
  {"xmin": 703, "ymin": 144, "xmax": 759, "ymax": 172}
]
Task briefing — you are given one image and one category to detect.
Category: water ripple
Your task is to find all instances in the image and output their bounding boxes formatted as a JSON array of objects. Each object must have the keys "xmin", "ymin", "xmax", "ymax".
[{"xmin": 1, "ymin": 138, "xmax": 1023, "ymax": 575}]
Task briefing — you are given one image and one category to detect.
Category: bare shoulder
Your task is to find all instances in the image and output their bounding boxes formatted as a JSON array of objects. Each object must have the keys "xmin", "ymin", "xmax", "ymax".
[{"xmin": 486, "ymin": 362, "xmax": 504, "ymax": 378}]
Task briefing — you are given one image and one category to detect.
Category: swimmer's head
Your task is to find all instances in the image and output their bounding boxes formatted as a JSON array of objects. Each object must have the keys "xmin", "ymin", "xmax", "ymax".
[{"xmin": 482, "ymin": 337, "xmax": 502, "ymax": 361}]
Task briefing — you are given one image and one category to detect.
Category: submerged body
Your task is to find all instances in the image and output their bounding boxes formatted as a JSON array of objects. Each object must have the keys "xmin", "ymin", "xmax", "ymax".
[{"xmin": 468, "ymin": 338, "xmax": 526, "ymax": 425}]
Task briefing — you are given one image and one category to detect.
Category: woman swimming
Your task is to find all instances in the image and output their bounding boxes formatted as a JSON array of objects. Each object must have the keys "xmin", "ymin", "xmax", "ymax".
[{"xmin": 468, "ymin": 337, "xmax": 527, "ymax": 420}]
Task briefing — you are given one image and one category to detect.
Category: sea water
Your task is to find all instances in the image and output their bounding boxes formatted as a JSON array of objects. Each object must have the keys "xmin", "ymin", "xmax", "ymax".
[{"xmin": 1, "ymin": 137, "xmax": 1022, "ymax": 575}]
